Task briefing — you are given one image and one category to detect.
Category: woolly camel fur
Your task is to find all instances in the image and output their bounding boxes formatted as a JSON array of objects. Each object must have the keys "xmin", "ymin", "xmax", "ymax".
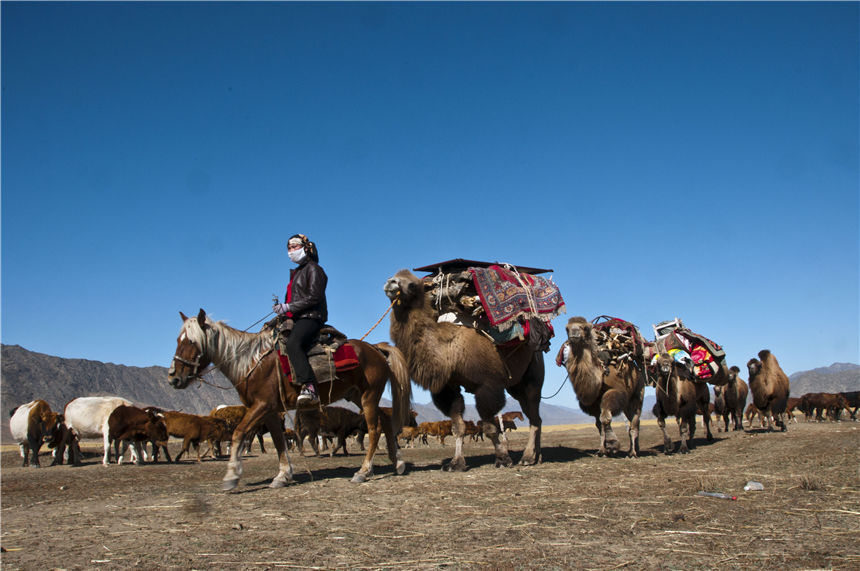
[
  {"xmin": 652, "ymin": 354, "xmax": 713, "ymax": 454},
  {"xmin": 713, "ymin": 366, "xmax": 749, "ymax": 432},
  {"xmin": 563, "ymin": 316, "xmax": 644, "ymax": 457},
  {"xmin": 747, "ymin": 349, "xmax": 790, "ymax": 432},
  {"xmin": 384, "ymin": 269, "xmax": 545, "ymax": 470}
]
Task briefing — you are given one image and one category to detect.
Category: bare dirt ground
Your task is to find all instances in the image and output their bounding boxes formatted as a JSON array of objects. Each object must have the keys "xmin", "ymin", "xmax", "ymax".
[{"xmin": 1, "ymin": 420, "xmax": 858, "ymax": 570}]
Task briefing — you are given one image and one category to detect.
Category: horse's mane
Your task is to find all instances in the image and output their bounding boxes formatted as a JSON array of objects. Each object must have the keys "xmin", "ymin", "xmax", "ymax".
[{"xmin": 182, "ymin": 316, "xmax": 275, "ymax": 382}]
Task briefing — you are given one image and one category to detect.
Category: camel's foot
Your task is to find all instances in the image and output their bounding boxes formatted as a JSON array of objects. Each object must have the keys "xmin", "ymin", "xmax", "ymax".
[
  {"xmin": 495, "ymin": 454, "xmax": 514, "ymax": 468},
  {"xmin": 519, "ymin": 452, "xmax": 540, "ymax": 466},
  {"xmin": 442, "ymin": 457, "xmax": 467, "ymax": 472},
  {"xmin": 395, "ymin": 459, "xmax": 407, "ymax": 475},
  {"xmin": 627, "ymin": 449, "xmax": 638, "ymax": 459},
  {"xmin": 222, "ymin": 477, "xmax": 239, "ymax": 492},
  {"xmin": 679, "ymin": 445, "xmax": 690, "ymax": 454}
]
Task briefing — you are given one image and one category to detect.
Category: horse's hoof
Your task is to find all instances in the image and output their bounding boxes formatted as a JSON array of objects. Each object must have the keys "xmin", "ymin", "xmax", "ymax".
[
  {"xmin": 395, "ymin": 460, "xmax": 407, "ymax": 475},
  {"xmin": 269, "ymin": 477, "xmax": 289, "ymax": 488},
  {"xmin": 222, "ymin": 478, "xmax": 239, "ymax": 491},
  {"xmin": 351, "ymin": 473, "xmax": 367, "ymax": 483}
]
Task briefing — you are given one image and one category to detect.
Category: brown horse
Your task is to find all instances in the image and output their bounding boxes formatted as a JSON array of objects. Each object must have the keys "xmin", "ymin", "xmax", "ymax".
[{"xmin": 168, "ymin": 309, "xmax": 412, "ymax": 490}]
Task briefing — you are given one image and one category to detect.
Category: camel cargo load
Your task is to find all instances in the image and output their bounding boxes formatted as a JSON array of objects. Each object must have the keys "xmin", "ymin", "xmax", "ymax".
[
  {"xmin": 651, "ymin": 317, "xmax": 727, "ymax": 382},
  {"xmin": 590, "ymin": 315, "xmax": 649, "ymax": 367},
  {"xmin": 413, "ymin": 258, "xmax": 566, "ymax": 351}
]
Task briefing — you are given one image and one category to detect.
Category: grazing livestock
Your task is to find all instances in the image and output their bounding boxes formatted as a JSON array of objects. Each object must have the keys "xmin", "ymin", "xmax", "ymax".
[
  {"xmin": 563, "ymin": 317, "xmax": 645, "ymax": 457},
  {"xmin": 209, "ymin": 405, "xmax": 267, "ymax": 457},
  {"xmin": 107, "ymin": 405, "xmax": 169, "ymax": 465},
  {"xmin": 745, "ymin": 403, "xmax": 767, "ymax": 428},
  {"xmin": 841, "ymin": 391, "xmax": 860, "ymax": 421},
  {"xmin": 799, "ymin": 393, "xmax": 851, "ymax": 422},
  {"xmin": 384, "ymin": 269, "xmax": 545, "ymax": 470},
  {"xmin": 747, "ymin": 350, "xmax": 790, "ymax": 432},
  {"xmin": 9, "ymin": 400, "xmax": 64, "ymax": 467},
  {"xmin": 419, "ymin": 420, "xmax": 454, "ymax": 445},
  {"xmin": 161, "ymin": 410, "xmax": 229, "ymax": 462},
  {"xmin": 713, "ymin": 366, "xmax": 749, "ymax": 432},
  {"xmin": 497, "ymin": 411, "xmax": 524, "ymax": 432},
  {"xmin": 295, "ymin": 406, "xmax": 367, "ymax": 457},
  {"xmin": 784, "ymin": 397, "xmax": 802, "ymax": 423},
  {"xmin": 398, "ymin": 426, "xmax": 421, "ymax": 448},
  {"xmin": 61, "ymin": 396, "xmax": 134, "ymax": 465},
  {"xmin": 652, "ymin": 354, "xmax": 713, "ymax": 454}
]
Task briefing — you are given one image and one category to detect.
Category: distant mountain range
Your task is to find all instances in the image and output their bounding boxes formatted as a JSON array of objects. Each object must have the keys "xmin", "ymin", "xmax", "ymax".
[{"xmin": 2, "ymin": 344, "xmax": 857, "ymax": 443}]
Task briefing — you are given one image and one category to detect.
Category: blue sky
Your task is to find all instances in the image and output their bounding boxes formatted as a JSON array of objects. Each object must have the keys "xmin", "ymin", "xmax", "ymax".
[{"xmin": 2, "ymin": 2, "xmax": 858, "ymax": 411}]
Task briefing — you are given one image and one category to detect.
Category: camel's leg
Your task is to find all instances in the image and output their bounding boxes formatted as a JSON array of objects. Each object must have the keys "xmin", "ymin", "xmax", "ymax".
[
  {"xmin": 678, "ymin": 417, "xmax": 690, "ymax": 454},
  {"xmin": 703, "ymin": 409, "xmax": 714, "ymax": 441},
  {"xmin": 223, "ymin": 401, "xmax": 269, "ymax": 491},
  {"xmin": 474, "ymin": 383, "xmax": 512, "ymax": 468},
  {"xmin": 263, "ymin": 413, "xmax": 293, "ymax": 488},
  {"xmin": 657, "ymin": 415, "xmax": 672, "ymax": 454},
  {"xmin": 595, "ymin": 418, "xmax": 608, "ymax": 456},
  {"xmin": 448, "ymin": 413, "xmax": 470, "ymax": 471},
  {"xmin": 626, "ymin": 403, "xmax": 642, "ymax": 458},
  {"xmin": 353, "ymin": 389, "xmax": 383, "ymax": 483},
  {"xmin": 433, "ymin": 386, "xmax": 473, "ymax": 471},
  {"xmin": 507, "ymin": 356, "xmax": 544, "ymax": 466},
  {"xmin": 600, "ymin": 409, "xmax": 618, "ymax": 456}
]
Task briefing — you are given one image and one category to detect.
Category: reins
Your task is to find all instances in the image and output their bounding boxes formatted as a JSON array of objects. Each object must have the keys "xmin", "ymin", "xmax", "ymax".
[{"xmin": 191, "ymin": 311, "xmax": 276, "ymax": 391}]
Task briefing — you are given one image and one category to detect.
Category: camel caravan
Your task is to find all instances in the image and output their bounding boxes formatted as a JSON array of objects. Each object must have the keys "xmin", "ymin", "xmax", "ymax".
[{"xmin": 13, "ymin": 259, "xmax": 852, "ymax": 491}]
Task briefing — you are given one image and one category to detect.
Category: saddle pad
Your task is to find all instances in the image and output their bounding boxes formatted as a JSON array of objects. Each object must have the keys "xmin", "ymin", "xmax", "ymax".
[{"xmin": 277, "ymin": 342, "xmax": 360, "ymax": 380}]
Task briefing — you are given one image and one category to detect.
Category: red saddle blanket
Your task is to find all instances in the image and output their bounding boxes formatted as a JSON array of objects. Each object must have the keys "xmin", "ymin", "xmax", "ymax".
[{"xmin": 277, "ymin": 343, "xmax": 360, "ymax": 382}]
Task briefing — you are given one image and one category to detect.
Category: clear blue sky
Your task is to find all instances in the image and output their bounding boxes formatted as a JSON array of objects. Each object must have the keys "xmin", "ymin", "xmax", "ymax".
[{"xmin": 2, "ymin": 2, "xmax": 858, "ymax": 411}]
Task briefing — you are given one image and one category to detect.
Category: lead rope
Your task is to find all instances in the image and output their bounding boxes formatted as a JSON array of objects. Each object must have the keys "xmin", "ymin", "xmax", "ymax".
[{"xmin": 359, "ymin": 296, "xmax": 398, "ymax": 341}]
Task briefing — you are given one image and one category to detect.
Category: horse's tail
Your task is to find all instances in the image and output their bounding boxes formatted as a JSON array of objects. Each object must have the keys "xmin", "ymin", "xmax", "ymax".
[{"xmin": 374, "ymin": 342, "xmax": 412, "ymax": 436}]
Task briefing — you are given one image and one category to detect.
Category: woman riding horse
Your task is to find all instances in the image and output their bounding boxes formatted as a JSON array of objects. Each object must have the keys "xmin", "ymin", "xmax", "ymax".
[{"xmin": 272, "ymin": 233, "xmax": 326, "ymax": 407}]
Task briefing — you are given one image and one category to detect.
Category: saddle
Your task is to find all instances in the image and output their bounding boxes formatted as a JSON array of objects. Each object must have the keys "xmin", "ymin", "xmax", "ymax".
[{"xmin": 273, "ymin": 324, "xmax": 359, "ymax": 386}]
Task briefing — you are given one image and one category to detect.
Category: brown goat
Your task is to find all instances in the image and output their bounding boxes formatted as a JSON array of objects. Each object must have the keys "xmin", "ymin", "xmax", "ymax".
[
  {"xmin": 108, "ymin": 405, "xmax": 169, "ymax": 465},
  {"xmin": 161, "ymin": 411, "xmax": 229, "ymax": 462},
  {"xmin": 209, "ymin": 405, "xmax": 267, "ymax": 457}
]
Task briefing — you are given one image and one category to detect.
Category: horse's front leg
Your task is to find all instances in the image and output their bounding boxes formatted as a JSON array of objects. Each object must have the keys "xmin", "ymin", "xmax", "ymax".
[
  {"xmin": 223, "ymin": 401, "xmax": 269, "ymax": 491},
  {"xmin": 263, "ymin": 413, "xmax": 293, "ymax": 488}
]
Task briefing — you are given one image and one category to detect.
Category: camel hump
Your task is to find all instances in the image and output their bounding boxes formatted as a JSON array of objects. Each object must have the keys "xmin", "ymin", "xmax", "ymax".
[{"xmin": 758, "ymin": 349, "xmax": 772, "ymax": 361}]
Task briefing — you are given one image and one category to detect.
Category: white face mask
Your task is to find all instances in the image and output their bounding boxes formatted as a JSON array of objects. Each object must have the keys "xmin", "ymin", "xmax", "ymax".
[{"xmin": 289, "ymin": 248, "xmax": 307, "ymax": 264}]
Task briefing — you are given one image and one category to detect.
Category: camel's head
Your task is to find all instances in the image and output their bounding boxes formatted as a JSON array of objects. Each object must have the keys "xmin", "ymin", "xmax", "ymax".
[
  {"xmin": 384, "ymin": 270, "xmax": 425, "ymax": 307},
  {"xmin": 565, "ymin": 316, "xmax": 592, "ymax": 347},
  {"xmin": 746, "ymin": 357, "xmax": 761, "ymax": 379},
  {"xmin": 655, "ymin": 353, "xmax": 675, "ymax": 375},
  {"xmin": 728, "ymin": 365, "xmax": 741, "ymax": 382}
]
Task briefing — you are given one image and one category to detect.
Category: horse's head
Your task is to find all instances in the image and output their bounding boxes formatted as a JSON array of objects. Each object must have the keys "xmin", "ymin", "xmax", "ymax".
[{"xmin": 168, "ymin": 309, "xmax": 213, "ymax": 389}]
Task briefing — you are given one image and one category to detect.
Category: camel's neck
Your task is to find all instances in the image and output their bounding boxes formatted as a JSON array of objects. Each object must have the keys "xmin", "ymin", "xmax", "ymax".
[{"xmin": 566, "ymin": 341, "xmax": 603, "ymax": 405}]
